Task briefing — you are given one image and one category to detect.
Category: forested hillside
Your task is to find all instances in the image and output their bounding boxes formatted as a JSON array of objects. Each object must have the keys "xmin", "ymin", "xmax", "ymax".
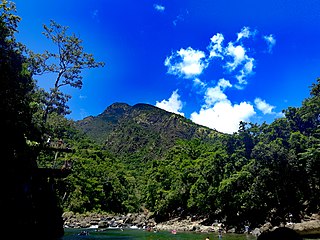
[
  {"xmin": 50, "ymin": 78, "xmax": 320, "ymax": 231},
  {"xmin": 75, "ymin": 102, "xmax": 219, "ymax": 161}
]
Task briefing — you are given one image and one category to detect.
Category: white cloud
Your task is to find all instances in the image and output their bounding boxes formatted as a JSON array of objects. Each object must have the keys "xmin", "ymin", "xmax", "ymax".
[
  {"xmin": 162, "ymin": 27, "xmax": 277, "ymax": 133},
  {"xmin": 237, "ymin": 26, "xmax": 251, "ymax": 41},
  {"xmin": 208, "ymin": 33, "xmax": 224, "ymax": 58},
  {"xmin": 164, "ymin": 27, "xmax": 267, "ymax": 87},
  {"xmin": 225, "ymin": 43, "xmax": 247, "ymax": 71},
  {"xmin": 193, "ymin": 78, "xmax": 206, "ymax": 88},
  {"xmin": 204, "ymin": 79, "xmax": 232, "ymax": 106},
  {"xmin": 218, "ymin": 78, "xmax": 232, "ymax": 89},
  {"xmin": 153, "ymin": 4, "xmax": 165, "ymax": 12},
  {"xmin": 254, "ymin": 98, "xmax": 275, "ymax": 114},
  {"xmin": 235, "ymin": 57, "xmax": 255, "ymax": 85},
  {"xmin": 264, "ymin": 34, "xmax": 276, "ymax": 53},
  {"xmin": 155, "ymin": 90, "xmax": 185, "ymax": 116},
  {"xmin": 191, "ymin": 100, "xmax": 255, "ymax": 134},
  {"xmin": 236, "ymin": 26, "xmax": 258, "ymax": 41},
  {"xmin": 224, "ymin": 42, "xmax": 255, "ymax": 86},
  {"xmin": 204, "ymin": 86, "xmax": 227, "ymax": 107},
  {"xmin": 164, "ymin": 47, "xmax": 207, "ymax": 79},
  {"xmin": 190, "ymin": 79, "xmax": 255, "ymax": 134}
]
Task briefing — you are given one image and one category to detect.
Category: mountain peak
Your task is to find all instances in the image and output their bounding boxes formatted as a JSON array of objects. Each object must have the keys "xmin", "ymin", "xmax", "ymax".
[
  {"xmin": 110, "ymin": 102, "xmax": 130, "ymax": 108},
  {"xmin": 75, "ymin": 102, "xmax": 219, "ymax": 158},
  {"xmin": 104, "ymin": 102, "xmax": 131, "ymax": 111}
]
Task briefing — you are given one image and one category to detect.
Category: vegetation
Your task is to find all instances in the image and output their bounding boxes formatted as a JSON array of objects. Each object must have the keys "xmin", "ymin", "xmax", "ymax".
[
  {"xmin": 1, "ymin": 1, "xmax": 104, "ymax": 238},
  {"xmin": 1, "ymin": 0, "xmax": 319, "ymax": 235},
  {"xmin": 56, "ymin": 80, "xmax": 320, "ymax": 231}
]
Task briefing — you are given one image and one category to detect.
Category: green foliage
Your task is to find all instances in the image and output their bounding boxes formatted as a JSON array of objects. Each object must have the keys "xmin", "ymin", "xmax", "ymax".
[
  {"xmin": 1, "ymin": 0, "xmax": 40, "ymax": 169},
  {"xmin": 56, "ymin": 78, "xmax": 319, "ymax": 230},
  {"xmin": 54, "ymin": 135, "xmax": 140, "ymax": 214}
]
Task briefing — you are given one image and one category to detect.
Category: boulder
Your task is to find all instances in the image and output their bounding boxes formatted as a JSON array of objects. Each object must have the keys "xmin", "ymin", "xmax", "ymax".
[{"xmin": 287, "ymin": 220, "xmax": 320, "ymax": 237}]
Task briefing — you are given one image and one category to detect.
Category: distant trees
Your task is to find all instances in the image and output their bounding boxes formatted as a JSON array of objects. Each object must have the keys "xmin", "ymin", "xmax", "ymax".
[{"xmin": 54, "ymin": 78, "xmax": 320, "ymax": 232}]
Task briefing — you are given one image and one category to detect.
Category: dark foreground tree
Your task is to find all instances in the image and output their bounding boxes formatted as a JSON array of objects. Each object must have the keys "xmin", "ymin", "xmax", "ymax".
[
  {"xmin": 0, "ymin": 1, "xmax": 52, "ymax": 238},
  {"xmin": 0, "ymin": 1, "xmax": 105, "ymax": 239}
]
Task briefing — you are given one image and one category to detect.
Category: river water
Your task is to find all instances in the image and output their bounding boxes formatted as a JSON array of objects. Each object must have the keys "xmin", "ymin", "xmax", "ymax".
[
  {"xmin": 61, "ymin": 228, "xmax": 320, "ymax": 240},
  {"xmin": 62, "ymin": 228, "xmax": 257, "ymax": 240}
]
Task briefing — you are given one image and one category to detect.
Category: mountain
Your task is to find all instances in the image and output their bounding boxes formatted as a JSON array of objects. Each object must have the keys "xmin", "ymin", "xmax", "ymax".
[{"xmin": 75, "ymin": 102, "xmax": 220, "ymax": 159}]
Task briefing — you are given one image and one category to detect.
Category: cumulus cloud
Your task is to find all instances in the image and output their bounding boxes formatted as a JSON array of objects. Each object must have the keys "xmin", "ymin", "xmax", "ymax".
[
  {"xmin": 208, "ymin": 33, "xmax": 224, "ymax": 59},
  {"xmin": 164, "ymin": 47, "xmax": 208, "ymax": 79},
  {"xmin": 153, "ymin": 4, "xmax": 165, "ymax": 12},
  {"xmin": 225, "ymin": 43, "xmax": 247, "ymax": 71},
  {"xmin": 190, "ymin": 79, "xmax": 255, "ymax": 133},
  {"xmin": 224, "ymin": 42, "xmax": 255, "ymax": 86},
  {"xmin": 237, "ymin": 26, "xmax": 251, "ymax": 41},
  {"xmin": 156, "ymin": 90, "xmax": 185, "ymax": 116},
  {"xmin": 235, "ymin": 57, "xmax": 255, "ymax": 86},
  {"xmin": 264, "ymin": 34, "xmax": 276, "ymax": 53},
  {"xmin": 191, "ymin": 100, "xmax": 256, "ymax": 134},
  {"xmin": 224, "ymin": 27, "xmax": 257, "ymax": 86},
  {"xmin": 236, "ymin": 26, "xmax": 258, "ymax": 41},
  {"xmin": 204, "ymin": 79, "xmax": 232, "ymax": 106},
  {"xmin": 165, "ymin": 26, "xmax": 258, "ymax": 87},
  {"xmin": 254, "ymin": 98, "xmax": 275, "ymax": 114},
  {"xmin": 254, "ymin": 98, "xmax": 284, "ymax": 118},
  {"xmin": 162, "ymin": 26, "xmax": 277, "ymax": 133}
]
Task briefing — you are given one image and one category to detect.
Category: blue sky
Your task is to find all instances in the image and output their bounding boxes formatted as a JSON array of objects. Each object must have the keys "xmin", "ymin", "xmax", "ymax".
[{"xmin": 14, "ymin": 0, "xmax": 320, "ymax": 133}]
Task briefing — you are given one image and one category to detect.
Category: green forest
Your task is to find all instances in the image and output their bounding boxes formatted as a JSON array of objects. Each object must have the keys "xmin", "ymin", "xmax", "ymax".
[{"xmin": 1, "ymin": 1, "xmax": 319, "ymax": 237}]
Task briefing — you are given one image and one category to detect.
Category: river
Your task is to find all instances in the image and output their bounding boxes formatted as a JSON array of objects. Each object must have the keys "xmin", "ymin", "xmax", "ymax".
[
  {"xmin": 62, "ymin": 228, "xmax": 257, "ymax": 240},
  {"xmin": 61, "ymin": 228, "xmax": 320, "ymax": 240}
]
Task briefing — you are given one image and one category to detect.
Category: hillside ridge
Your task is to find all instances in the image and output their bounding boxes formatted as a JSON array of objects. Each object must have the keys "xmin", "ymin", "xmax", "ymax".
[{"xmin": 75, "ymin": 102, "xmax": 220, "ymax": 158}]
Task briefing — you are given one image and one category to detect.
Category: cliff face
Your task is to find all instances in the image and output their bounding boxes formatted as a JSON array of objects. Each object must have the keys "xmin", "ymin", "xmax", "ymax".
[{"xmin": 75, "ymin": 102, "xmax": 220, "ymax": 159}]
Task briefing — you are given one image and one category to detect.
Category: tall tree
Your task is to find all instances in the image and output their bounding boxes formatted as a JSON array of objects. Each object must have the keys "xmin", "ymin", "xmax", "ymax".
[{"xmin": 28, "ymin": 20, "xmax": 105, "ymax": 123}]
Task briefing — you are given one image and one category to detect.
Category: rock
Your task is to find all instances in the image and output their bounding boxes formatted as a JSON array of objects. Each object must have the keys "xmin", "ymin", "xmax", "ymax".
[
  {"xmin": 257, "ymin": 227, "xmax": 303, "ymax": 240},
  {"xmin": 79, "ymin": 221, "xmax": 90, "ymax": 228},
  {"xmin": 260, "ymin": 222, "xmax": 273, "ymax": 232},
  {"xmin": 226, "ymin": 227, "xmax": 236, "ymax": 233},
  {"xmin": 61, "ymin": 211, "xmax": 320, "ymax": 238},
  {"xmin": 251, "ymin": 228, "xmax": 261, "ymax": 237},
  {"xmin": 287, "ymin": 220, "xmax": 320, "ymax": 237},
  {"xmin": 98, "ymin": 220, "xmax": 109, "ymax": 228}
]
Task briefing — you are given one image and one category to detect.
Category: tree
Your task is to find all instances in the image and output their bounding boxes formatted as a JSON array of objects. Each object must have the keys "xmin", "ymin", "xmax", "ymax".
[
  {"xmin": 28, "ymin": 20, "xmax": 105, "ymax": 123},
  {"xmin": 0, "ymin": 1, "xmax": 56, "ymax": 238},
  {"xmin": 1, "ymin": 0, "xmax": 38, "ymax": 164}
]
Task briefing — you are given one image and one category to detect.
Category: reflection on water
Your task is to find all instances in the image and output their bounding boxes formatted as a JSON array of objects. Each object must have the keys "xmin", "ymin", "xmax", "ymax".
[
  {"xmin": 62, "ymin": 228, "xmax": 320, "ymax": 240},
  {"xmin": 62, "ymin": 228, "xmax": 257, "ymax": 240}
]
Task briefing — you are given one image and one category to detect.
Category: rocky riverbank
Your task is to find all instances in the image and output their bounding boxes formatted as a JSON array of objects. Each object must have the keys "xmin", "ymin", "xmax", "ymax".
[
  {"xmin": 252, "ymin": 214, "xmax": 320, "ymax": 238},
  {"xmin": 63, "ymin": 212, "xmax": 229, "ymax": 233},
  {"xmin": 62, "ymin": 212, "xmax": 320, "ymax": 238}
]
